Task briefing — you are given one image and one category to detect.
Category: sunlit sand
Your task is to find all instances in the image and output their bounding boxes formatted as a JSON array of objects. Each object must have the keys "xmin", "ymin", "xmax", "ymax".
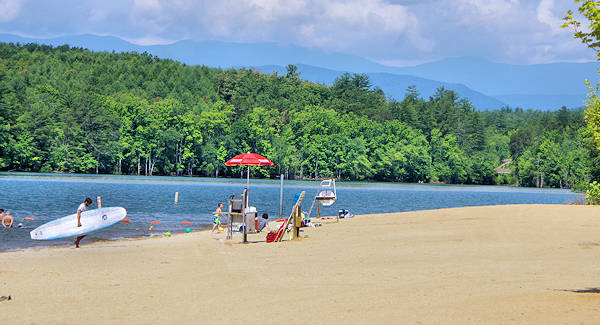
[{"xmin": 2, "ymin": 204, "xmax": 600, "ymax": 324}]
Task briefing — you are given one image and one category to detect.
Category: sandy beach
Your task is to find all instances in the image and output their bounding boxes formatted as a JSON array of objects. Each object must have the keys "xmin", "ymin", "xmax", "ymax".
[{"xmin": 2, "ymin": 204, "xmax": 600, "ymax": 324}]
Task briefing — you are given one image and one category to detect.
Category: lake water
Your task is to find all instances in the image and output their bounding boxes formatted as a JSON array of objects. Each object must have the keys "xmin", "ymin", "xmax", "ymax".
[{"xmin": 0, "ymin": 172, "xmax": 583, "ymax": 251}]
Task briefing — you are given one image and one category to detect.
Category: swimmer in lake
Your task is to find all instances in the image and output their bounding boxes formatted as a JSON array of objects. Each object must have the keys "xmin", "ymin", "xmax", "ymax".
[{"xmin": 2, "ymin": 210, "xmax": 14, "ymax": 229}]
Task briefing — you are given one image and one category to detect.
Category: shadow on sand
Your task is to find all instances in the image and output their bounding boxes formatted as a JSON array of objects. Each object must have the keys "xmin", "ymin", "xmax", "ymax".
[{"xmin": 559, "ymin": 287, "xmax": 600, "ymax": 294}]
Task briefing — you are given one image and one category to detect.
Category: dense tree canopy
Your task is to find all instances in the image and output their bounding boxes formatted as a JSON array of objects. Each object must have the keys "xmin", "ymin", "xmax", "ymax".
[
  {"xmin": 563, "ymin": 1, "xmax": 600, "ymax": 158},
  {"xmin": 0, "ymin": 42, "xmax": 593, "ymax": 188}
]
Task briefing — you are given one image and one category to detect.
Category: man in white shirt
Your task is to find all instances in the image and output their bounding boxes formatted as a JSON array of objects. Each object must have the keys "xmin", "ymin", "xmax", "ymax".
[{"xmin": 75, "ymin": 198, "xmax": 93, "ymax": 248}]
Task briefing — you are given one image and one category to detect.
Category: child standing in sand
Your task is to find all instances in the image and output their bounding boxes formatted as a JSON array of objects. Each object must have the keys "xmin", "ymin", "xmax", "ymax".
[{"xmin": 211, "ymin": 203, "xmax": 226, "ymax": 232}]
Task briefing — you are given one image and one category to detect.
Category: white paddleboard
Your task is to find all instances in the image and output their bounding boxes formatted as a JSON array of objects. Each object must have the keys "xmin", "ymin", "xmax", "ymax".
[{"xmin": 30, "ymin": 207, "xmax": 127, "ymax": 240}]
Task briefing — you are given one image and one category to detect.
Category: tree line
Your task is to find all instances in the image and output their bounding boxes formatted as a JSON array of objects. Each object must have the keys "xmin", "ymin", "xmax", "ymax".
[{"xmin": 0, "ymin": 42, "xmax": 594, "ymax": 188}]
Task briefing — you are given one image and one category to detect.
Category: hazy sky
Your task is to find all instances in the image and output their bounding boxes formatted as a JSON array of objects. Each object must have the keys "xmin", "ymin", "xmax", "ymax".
[{"xmin": 0, "ymin": 0, "xmax": 593, "ymax": 66}]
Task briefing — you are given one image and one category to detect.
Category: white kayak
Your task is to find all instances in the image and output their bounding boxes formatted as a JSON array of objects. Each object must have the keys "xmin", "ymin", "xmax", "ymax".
[{"xmin": 30, "ymin": 207, "xmax": 127, "ymax": 240}]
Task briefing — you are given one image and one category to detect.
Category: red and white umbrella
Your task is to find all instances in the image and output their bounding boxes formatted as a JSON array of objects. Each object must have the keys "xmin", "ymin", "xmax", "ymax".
[{"xmin": 225, "ymin": 152, "xmax": 277, "ymax": 190}]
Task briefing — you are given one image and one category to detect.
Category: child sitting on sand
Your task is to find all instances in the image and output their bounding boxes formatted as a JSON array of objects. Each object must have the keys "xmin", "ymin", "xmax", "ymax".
[{"xmin": 257, "ymin": 213, "xmax": 271, "ymax": 233}]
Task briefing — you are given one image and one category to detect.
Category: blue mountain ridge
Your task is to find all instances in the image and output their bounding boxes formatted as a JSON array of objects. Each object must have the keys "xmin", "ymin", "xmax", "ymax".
[
  {"xmin": 393, "ymin": 56, "xmax": 598, "ymax": 96},
  {"xmin": 256, "ymin": 64, "xmax": 506, "ymax": 110},
  {"xmin": 0, "ymin": 33, "xmax": 592, "ymax": 110}
]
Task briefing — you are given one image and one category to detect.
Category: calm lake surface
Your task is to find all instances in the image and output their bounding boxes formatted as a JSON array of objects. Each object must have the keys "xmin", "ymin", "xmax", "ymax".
[{"xmin": 0, "ymin": 172, "xmax": 583, "ymax": 251}]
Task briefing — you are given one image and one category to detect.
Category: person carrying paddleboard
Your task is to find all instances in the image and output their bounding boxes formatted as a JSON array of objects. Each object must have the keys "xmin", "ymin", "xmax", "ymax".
[{"xmin": 75, "ymin": 198, "xmax": 93, "ymax": 248}]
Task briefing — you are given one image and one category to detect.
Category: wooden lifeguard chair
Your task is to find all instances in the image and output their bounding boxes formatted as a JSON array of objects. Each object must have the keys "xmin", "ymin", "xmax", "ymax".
[{"xmin": 306, "ymin": 179, "xmax": 338, "ymax": 221}]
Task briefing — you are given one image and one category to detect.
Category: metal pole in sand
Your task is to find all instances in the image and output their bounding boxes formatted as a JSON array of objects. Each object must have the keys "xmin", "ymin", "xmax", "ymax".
[
  {"xmin": 97, "ymin": 196, "xmax": 102, "ymax": 208},
  {"xmin": 242, "ymin": 188, "xmax": 248, "ymax": 243},
  {"xmin": 174, "ymin": 192, "xmax": 179, "ymax": 205},
  {"xmin": 279, "ymin": 174, "xmax": 284, "ymax": 218}
]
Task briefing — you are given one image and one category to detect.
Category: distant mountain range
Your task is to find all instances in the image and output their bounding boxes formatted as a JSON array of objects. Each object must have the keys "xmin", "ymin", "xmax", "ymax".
[
  {"xmin": 0, "ymin": 33, "xmax": 596, "ymax": 111},
  {"xmin": 256, "ymin": 64, "xmax": 507, "ymax": 110}
]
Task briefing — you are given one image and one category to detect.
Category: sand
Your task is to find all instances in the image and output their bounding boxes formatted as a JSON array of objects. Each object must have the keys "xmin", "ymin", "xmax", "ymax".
[{"xmin": 2, "ymin": 204, "xmax": 600, "ymax": 324}]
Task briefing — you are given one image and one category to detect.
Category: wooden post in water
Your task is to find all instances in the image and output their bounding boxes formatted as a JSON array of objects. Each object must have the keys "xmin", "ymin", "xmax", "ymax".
[
  {"xmin": 97, "ymin": 196, "xmax": 102, "ymax": 208},
  {"xmin": 335, "ymin": 198, "xmax": 339, "ymax": 223},
  {"xmin": 317, "ymin": 201, "xmax": 321, "ymax": 219},
  {"xmin": 279, "ymin": 174, "xmax": 284, "ymax": 218},
  {"xmin": 174, "ymin": 192, "xmax": 179, "ymax": 205}
]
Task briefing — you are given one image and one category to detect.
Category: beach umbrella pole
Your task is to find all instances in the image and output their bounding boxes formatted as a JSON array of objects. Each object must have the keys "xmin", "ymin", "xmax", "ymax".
[
  {"xmin": 246, "ymin": 165, "xmax": 250, "ymax": 207},
  {"xmin": 224, "ymin": 152, "xmax": 277, "ymax": 242}
]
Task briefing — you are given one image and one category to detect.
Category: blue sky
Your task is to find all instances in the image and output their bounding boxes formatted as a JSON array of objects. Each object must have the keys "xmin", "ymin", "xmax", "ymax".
[{"xmin": 0, "ymin": 0, "xmax": 593, "ymax": 66}]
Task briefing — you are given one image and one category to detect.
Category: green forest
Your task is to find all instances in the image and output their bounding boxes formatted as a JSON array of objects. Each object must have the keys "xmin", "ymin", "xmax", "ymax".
[{"xmin": 0, "ymin": 42, "xmax": 594, "ymax": 188}]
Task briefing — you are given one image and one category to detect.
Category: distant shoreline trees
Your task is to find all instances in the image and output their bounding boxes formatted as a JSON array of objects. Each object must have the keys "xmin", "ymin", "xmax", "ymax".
[{"xmin": 0, "ymin": 42, "xmax": 593, "ymax": 188}]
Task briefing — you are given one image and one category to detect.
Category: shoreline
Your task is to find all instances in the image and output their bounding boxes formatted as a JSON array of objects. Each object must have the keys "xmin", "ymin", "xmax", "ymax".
[
  {"xmin": 0, "ymin": 170, "xmax": 585, "ymax": 190},
  {"xmin": 3, "ymin": 204, "xmax": 600, "ymax": 324},
  {"xmin": 0, "ymin": 224, "xmax": 216, "ymax": 253},
  {"xmin": 1, "ymin": 198, "xmax": 585, "ymax": 253},
  {"xmin": 0, "ymin": 214, "xmax": 339, "ymax": 254}
]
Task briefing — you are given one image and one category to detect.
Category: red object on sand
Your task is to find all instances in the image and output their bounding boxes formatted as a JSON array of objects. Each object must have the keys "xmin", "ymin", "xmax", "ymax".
[
  {"xmin": 23, "ymin": 217, "xmax": 35, "ymax": 221},
  {"xmin": 224, "ymin": 152, "xmax": 277, "ymax": 167},
  {"xmin": 274, "ymin": 223, "xmax": 287, "ymax": 242},
  {"xmin": 121, "ymin": 219, "xmax": 131, "ymax": 223},
  {"xmin": 266, "ymin": 231, "xmax": 277, "ymax": 243},
  {"xmin": 151, "ymin": 221, "xmax": 160, "ymax": 225},
  {"xmin": 275, "ymin": 218, "xmax": 286, "ymax": 222}
]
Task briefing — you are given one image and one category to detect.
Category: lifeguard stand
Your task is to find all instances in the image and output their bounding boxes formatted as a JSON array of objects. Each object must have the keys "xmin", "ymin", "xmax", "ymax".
[
  {"xmin": 226, "ymin": 188, "xmax": 256, "ymax": 242},
  {"xmin": 306, "ymin": 179, "xmax": 338, "ymax": 221}
]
